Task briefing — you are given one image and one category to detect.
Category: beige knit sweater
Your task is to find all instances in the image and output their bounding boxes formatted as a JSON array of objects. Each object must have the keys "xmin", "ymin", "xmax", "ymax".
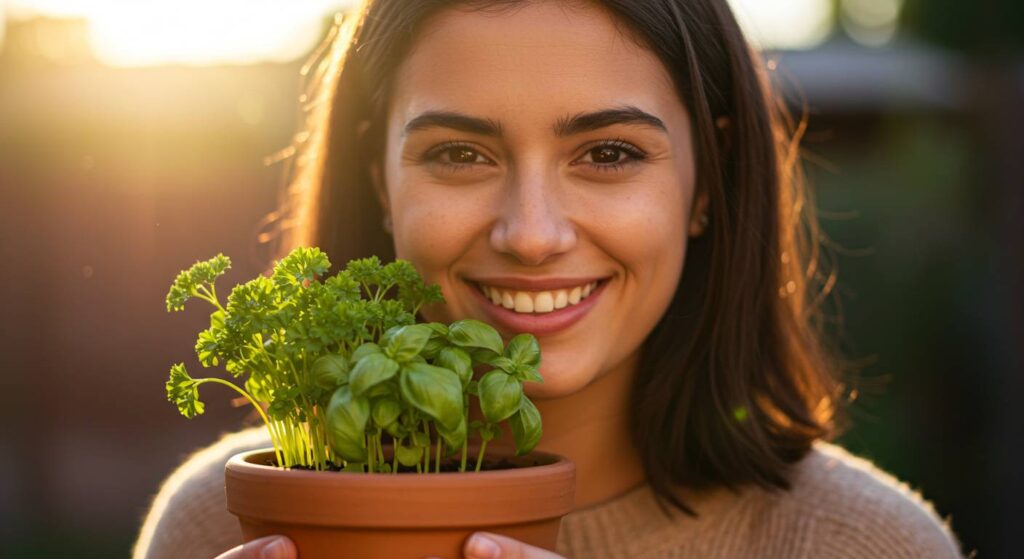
[{"xmin": 133, "ymin": 427, "xmax": 964, "ymax": 558}]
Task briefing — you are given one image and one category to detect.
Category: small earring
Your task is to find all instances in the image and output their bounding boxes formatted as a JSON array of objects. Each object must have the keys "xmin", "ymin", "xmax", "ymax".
[
  {"xmin": 689, "ymin": 212, "xmax": 710, "ymax": 237},
  {"xmin": 382, "ymin": 215, "xmax": 393, "ymax": 234}
]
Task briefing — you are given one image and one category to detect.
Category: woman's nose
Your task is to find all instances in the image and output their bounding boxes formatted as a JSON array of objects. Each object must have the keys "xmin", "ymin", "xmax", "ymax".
[{"xmin": 489, "ymin": 169, "xmax": 576, "ymax": 266}]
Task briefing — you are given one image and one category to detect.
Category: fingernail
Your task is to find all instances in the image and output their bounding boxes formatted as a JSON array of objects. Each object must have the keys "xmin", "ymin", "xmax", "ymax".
[
  {"xmin": 261, "ymin": 538, "xmax": 288, "ymax": 559},
  {"xmin": 467, "ymin": 534, "xmax": 501, "ymax": 559}
]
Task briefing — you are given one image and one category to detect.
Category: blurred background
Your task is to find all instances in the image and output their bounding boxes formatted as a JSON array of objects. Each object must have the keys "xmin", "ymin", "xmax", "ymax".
[{"xmin": 0, "ymin": 0, "xmax": 1020, "ymax": 557}]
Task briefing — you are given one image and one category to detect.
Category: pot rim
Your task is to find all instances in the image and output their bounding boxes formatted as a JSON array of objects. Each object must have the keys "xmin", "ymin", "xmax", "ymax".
[{"xmin": 225, "ymin": 447, "xmax": 576, "ymax": 527}]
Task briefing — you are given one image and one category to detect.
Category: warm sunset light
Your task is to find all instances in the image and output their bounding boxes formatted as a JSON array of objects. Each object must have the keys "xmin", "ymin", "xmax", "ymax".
[
  {"xmin": 4, "ymin": 0, "xmax": 841, "ymax": 67},
  {"xmin": 728, "ymin": 0, "xmax": 835, "ymax": 50},
  {"xmin": 5, "ymin": 0, "xmax": 353, "ymax": 66}
]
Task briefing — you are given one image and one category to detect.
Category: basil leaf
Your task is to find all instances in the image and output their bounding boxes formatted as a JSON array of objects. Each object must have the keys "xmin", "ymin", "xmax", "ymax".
[
  {"xmin": 436, "ymin": 346, "xmax": 473, "ymax": 387},
  {"xmin": 379, "ymin": 326, "xmax": 401, "ymax": 351},
  {"xmin": 385, "ymin": 421, "xmax": 406, "ymax": 438},
  {"xmin": 510, "ymin": 395, "xmax": 542, "ymax": 456},
  {"xmin": 425, "ymin": 322, "xmax": 449, "ymax": 337},
  {"xmin": 399, "ymin": 362, "xmax": 463, "ymax": 431},
  {"xmin": 349, "ymin": 353, "xmax": 399, "ymax": 396},
  {"xmin": 448, "ymin": 319, "xmax": 503, "ymax": 355},
  {"xmin": 514, "ymin": 364, "xmax": 544, "ymax": 384},
  {"xmin": 326, "ymin": 386, "xmax": 369, "ymax": 463},
  {"xmin": 420, "ymin": 337, "xmax": 446, "ymax": 360},
  {"xmin": 396, "ymin": 443, "xmax": 423, "ymax": 467},
  {"xmin": 411, "ymin": 431, "xmax": 431, "ymax": 448},
  {"xmin": 470, "ymin": 347, "xmax": 500, "ymax": 364},
  {"xmin": 436, "ymin": 415, "xmax": 467, "ymax": 451},
  {"xmin": 351, "ymin": 342, "xmax": 382, "ymax": 362},
  {"xmin": 366, "ymin": 381, "xmax": 394, "ymax": 399},
  {"xmin": 484, "ymin": 355, "xmax": 516, "ymax": 373},
  {"xmin": 371, "ymin": 397, "xmax": 402, "ymax": 430},
  {"xmin": 420, "ymin": 323, "xmax": 450, "ymax": 359},
  {"xmin": 310, "ymin": 354, "xmax": 349, "ymax": 390},
  {"xmin": 478, "ymin": 370, "xmax": 523, "ymax": 424},
  {"xmin": 504, "ymin": 333, "xmax": 540, "ymax": 369},
  {"xmin": 480, "ymin": 424, "xmax": 502, "ymax": 442},
  {"xmin": 386, "ymin": 324, "xmax": 433, "ymax": 363}
]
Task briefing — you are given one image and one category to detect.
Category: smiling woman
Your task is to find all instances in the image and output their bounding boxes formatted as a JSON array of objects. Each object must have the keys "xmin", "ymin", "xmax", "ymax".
[{"xmin": 134, "ymin": 1, "xmax": 963, "ymax": 558}]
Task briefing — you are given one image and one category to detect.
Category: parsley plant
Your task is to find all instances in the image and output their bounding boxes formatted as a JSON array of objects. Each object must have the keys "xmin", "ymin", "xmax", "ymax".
[{"xmin": 165, "ymin": 248, "xmax": 544, "ymax": 473}]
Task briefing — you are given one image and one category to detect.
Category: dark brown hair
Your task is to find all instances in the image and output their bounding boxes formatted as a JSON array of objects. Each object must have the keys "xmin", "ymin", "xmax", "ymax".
[{"xmin": 273, "ymin": 0, "xmax": 843, "ymax": 516}]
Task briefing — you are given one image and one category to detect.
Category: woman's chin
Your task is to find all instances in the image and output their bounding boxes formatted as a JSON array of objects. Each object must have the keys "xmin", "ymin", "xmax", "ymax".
[{"xmin": 524, "ymin": 364, "xmax": 595, "ymax": 399}]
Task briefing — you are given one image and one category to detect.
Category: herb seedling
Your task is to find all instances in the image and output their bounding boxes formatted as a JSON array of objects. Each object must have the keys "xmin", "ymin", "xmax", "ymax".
[{"xmin": 165, "ymin": 248, "xmax": 544, "ymax": 473}]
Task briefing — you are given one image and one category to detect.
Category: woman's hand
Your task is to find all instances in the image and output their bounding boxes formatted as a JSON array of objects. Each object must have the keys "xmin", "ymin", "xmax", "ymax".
[
  {"xmin": 211, "ymin": 531, "xmax": 562, "ymax": 559},
  {"xmin": 213, "ymin": 535, "xmax": 297, "ymax": 559},
  {"xmin": 426, "ymin": 532, "xmax": 566, "ymax": 559}
]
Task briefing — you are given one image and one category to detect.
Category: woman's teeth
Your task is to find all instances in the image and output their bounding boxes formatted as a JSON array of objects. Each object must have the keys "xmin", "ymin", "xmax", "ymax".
[{"xmin": 478, "ymin": 282, "xmax": 599, "ymax": 314}]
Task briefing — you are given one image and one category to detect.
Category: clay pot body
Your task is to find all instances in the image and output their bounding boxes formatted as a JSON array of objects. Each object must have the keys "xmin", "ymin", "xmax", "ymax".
[{"xmin": 225, "ymin": 446, "xmax": 576, "ymax": 559}]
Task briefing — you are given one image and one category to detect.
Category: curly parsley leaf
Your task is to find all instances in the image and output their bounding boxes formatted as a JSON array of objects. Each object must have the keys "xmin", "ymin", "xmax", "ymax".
[
  {"xmin": 166, "ymin": 363, "xmax": 205, "ymax": 418},
  {"xmin": 165, "ymin": 254, "xmax": 231, "ymax": 311}
]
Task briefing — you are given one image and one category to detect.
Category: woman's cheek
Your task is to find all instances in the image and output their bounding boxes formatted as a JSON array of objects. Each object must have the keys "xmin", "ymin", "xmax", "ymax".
[
  {"xmin": 585, "ymin": 185, "xmax": 686, "ymax": 270},
  {"xmin": 390, "ymin": 184, "xmax": 490, "ymax": 321}
]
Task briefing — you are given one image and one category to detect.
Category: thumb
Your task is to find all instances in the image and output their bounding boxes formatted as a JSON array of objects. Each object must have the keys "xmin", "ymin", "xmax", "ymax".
[
  {"xmin": 463, "ymin": 532, "xmax": 564, "ymax": 559},
  {"xmin": 214, "ymin": 535, "xmax": 297, "ymax": 559}
]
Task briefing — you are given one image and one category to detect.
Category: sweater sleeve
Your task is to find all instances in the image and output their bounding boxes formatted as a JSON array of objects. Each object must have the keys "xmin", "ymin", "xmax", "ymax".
[
  {"xmin": 132, "ymin": 427, "xmax": 273, "ymax": 559},
  {"xmin": 797, "ymin": 442, "xmax": 964, "ymax": 559}
]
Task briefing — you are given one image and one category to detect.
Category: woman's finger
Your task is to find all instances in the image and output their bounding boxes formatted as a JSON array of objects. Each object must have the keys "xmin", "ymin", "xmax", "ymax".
[
  {"xmin": 463, "ymin": 532, "xmax": 565, "ymax": 559},
  {"xmin": 213, "ymin": 535, "xmax": 297, "ymax": 559}
]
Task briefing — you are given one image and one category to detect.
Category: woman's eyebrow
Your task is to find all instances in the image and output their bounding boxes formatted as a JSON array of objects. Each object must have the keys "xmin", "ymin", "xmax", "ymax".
[
  {"xmin": 403, "ymin": 111, "xmax": 503, "ymax": 137},
  {"xmin": 554, "ymin": 106, "xmax": 667, "ymax": 136},
  {"xmin": 402, "ymin": 105, "xmax": 666, "ymax": 138}
]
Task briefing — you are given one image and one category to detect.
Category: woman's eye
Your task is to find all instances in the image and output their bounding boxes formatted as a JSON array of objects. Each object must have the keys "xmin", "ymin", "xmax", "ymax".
[
  {"xmin": 441, "ymin": 146, "xmax": 485, "ymax": 164},
  {"xmin": 587, "ymin": 146, "xmax": 627, "ymax": 164},
  {"xmin": 422, "ymin": 142, "xmax": 491, "ymax": 170},
  {"xmin": 574, "ymin": 141, "xmax": 647, "ymax": 172}
]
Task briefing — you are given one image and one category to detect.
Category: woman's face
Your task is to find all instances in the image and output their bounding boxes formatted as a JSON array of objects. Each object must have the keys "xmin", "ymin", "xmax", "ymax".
[{"xmin": 380, "ymin": 1, "xmax": 701, "ymax": 398}]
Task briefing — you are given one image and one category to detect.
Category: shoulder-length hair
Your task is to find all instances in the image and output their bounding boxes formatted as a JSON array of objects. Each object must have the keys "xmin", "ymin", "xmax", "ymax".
[{"xmin": 272, "ymin": 0, "xmax": 843, "ymax": 516}]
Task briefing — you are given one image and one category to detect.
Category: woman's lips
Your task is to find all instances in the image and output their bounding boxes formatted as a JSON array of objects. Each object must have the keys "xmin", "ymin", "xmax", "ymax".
[{"xmin": 468, "ymin": 279, "xmax": 607, "ymax": 336}]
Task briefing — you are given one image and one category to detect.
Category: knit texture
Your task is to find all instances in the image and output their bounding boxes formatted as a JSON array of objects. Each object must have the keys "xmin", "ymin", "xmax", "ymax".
[{"xmin": 133, "ymin": 427, "xmax": 963, "ymax": 558}]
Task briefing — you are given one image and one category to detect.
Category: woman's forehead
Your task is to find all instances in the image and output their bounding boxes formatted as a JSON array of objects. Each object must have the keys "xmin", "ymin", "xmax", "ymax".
[{"xmin": 387, "ymin": 2, "xmax": 682, "ymax": 133}]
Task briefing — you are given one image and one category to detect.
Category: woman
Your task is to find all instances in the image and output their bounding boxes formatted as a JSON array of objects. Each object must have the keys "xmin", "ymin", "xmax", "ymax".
[{"xmin": 134, "ymin": 1, "xmax": 964, "ymax": 557}]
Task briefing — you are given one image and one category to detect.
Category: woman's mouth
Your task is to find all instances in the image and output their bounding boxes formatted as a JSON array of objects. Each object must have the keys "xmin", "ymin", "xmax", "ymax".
[{"xmin": 466, "ymin": 277, "xmax": 608, "ymax": 336}]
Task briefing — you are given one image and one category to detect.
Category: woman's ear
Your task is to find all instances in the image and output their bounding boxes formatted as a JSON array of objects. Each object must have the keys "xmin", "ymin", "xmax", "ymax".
[
  {"xmin": 686, "ymin": 116, "xmax": 729, "ymax": 238},
  {"xmin": 688, "ymin": 189, "xmax": 710, "ymax": 238}
]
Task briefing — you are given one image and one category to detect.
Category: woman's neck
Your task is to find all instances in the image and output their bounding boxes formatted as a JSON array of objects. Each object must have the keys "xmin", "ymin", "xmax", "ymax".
[{"xmin": 494, "ymin": 354, "xmax": 647, "ymax": 509}]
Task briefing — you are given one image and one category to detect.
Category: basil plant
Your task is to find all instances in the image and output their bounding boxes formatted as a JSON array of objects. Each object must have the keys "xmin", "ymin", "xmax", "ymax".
[{"xmin": 165, "ymin": 247, "xmax": 543, "ymax": 473}]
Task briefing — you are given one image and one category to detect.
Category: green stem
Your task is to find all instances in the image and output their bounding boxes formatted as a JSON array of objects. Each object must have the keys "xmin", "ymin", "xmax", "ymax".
[
  {"xmin": 376, "ymin": 431, "xmax": 385, "ymax": 469},
  {"xmin": 367, "ymin": 433, "xmax": 375, "ymax": 473},
  {"xmin": 422, "ymin": 420, "xmax": 431, "ymax": 473},
  {"xmin": 392, "ymin": 436, "xmax": 399, "ymax": 474},
  {"xmin": 194, "ymin": 378, "xmax": 282, "ymax": 465},
  {"xmin": 435, "ymin": 439, "xmax": 442, "ymax": 473},
  {"xmin": 321, "ymin": 407, "xmax": 331, "ymax": 467},
  {"xmin": 460, "ymin": 394, "xmax": 470, "ymax": 472},
  {"xmin": 208, "ymin": 284, "xmax": 225, "ymax": 313},
  {"xmin": 195, "ymin": 285, "xmax": 226, "ymax": 313},
  {"xmin": 474, "ymin": 437, "xmax": 489, "ymax": 473}
]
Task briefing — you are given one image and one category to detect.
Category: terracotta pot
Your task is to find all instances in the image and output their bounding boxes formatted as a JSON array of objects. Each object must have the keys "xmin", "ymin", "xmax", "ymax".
[{"xmin": 225, "ymin": 445, "xmax": 576, "ymax": 559}]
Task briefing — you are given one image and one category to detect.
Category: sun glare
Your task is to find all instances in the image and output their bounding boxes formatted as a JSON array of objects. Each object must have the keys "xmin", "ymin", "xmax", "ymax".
[
  {"xmin": 6, "ymin": 0, "xmax": 353, "ymax": 66},
  {"xmin": 727, "ymin": 0, "xmax": 835, "ymax": 50},
  {"xmin": 4, "ymin": 0, "xmax": 837, "ymax": 66}
]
